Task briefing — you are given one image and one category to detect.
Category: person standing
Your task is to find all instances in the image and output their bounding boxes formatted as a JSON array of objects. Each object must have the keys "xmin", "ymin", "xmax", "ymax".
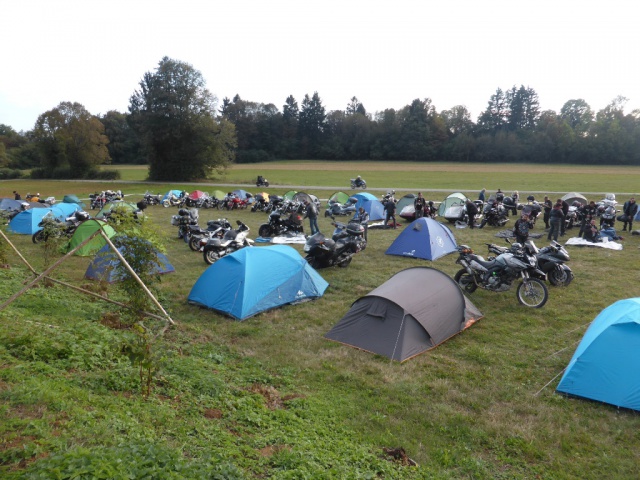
[
  {"xmin": 465, "ymin": 199, "xmax": 479, "ymax": 229},
  {"xmin": 578, "ymin": 201, "xmax": 598, "ymax": 238},
  {"xmin": 542, "ymin": 196, "xmax": 552, "ymax": 229},
  {"xmin": 384, "ymin": 198, "xmax": 397, "ymax": 229},
  {"xmin": 560, "ymin": 199, "xmax": 570, "ymax": 236},
  {"xmin": 478, "ymin": 189, "xmax": 486, "ymax": 203},
  {"xmin": 414, "ymin": 192, "xmax": 426, "ymax": 219},
  {"xmin": 495, "ymin": 189, "xmax": 504, "ymax": 203},
  {"xmin": 622, "ymin": 197, "xmax": 638, "ymax": 231},
  {"xmin": 513, "ymin": 213, "xmax": 533, "ymax": 244},
  {"xmin": 304, "ymin": 200, "xmax": 319, "ymax": 235},
  {"xmin": 548, "ymin": 201, "xmax": 564, "ymax": 241},
  {"xmin": 13, "ymin": 191, "xmax": 21, "ymax": 200}
]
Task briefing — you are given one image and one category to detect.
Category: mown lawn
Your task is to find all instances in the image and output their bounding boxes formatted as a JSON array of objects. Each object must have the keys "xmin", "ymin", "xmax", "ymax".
[{"xmin": 1, "ymin": 163, "xmax": 640, "ymax": 478}]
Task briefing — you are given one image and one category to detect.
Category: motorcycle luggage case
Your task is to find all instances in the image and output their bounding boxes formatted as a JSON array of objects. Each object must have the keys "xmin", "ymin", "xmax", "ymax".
[{"xmin": 346, "ymin": 223, "xmax": 365, "ymax": 236}]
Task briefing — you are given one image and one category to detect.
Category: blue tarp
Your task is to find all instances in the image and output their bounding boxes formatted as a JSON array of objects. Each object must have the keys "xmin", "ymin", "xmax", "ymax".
[
  {"xmin": 556, "ymin": 298, "xmax": 640, "ymax": 411},
  {"xmin": 0, "ymin": 198, "xmax": 23, "ymax": 211},
  {"xmin": 8, "ymin": 208, "xmax": 54, "ymax": 234},
  {"xmin": 85, "ymin": 241, "xmax": 175, "ymax": 283},
  {"xmin": 188, "ymin": 245, "xmax": 329, "ymax": 320},
  {"xmin": 385, "ymin": 217, "xmax": 457, "ymax": 261},
  {"xmin": 359, "ymin": 199, "xmax": 385, "ymax": 221}
]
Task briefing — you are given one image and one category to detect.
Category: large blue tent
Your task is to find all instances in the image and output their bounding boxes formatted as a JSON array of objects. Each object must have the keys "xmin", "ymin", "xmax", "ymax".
[
  {"xmin": 556, "ymin": 298, "xmax": 640, "ymax": 411},
  {"xmin": 188, "ymin": 245, "xmax": 329, "ymax": 320},
  {"xmin": 8, "ymin": 208, "xmax": 54, "ymax": 234},
  {"xmin": 85, "ymin": 240, "xmax": 175, "ymax": 283},
  {"xmin": 351, "ymin": 192, "xmax": 377, "ymax": 210},
  {"xmin": 360, "ymin": 199, "xmax": 385, "ymax": 221},
  {"xmin": 51, "ymin": 203, "xmax": 80, "ymax": 219},
  {"xmin": 385, "ymin": 217, "xmax": 457, "ymax": 261},
  {"xmin": 0, "ymin": 198, "xmax": 22, "ymax": 212},
  {"xmin": 162, "ymin": 190, "xmax": 184, "ymax": 201}
]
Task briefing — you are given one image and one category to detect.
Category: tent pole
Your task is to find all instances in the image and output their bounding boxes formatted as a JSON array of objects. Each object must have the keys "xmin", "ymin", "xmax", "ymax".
[{"xmin": 99, "ymin": 230, "xmax": 175, "ymax": 326}]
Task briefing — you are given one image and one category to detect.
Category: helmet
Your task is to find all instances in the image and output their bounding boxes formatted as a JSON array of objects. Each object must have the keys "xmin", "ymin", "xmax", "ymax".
[
  {"xmin": 178, "ymin": 209, "xmax": 189, "ymax": 216},
  {"xmin": 75, "ymin": 211, "xmax": 90, "ymax": 222},
  {"xmin": 527, "ymin": 195, "xmax": 535, "ymax": 202},
  {"xmin": 357, "ymin": 175, "xmax": 361, "ymax": 179},
  {"xmin": 36, "ymin": 193, "xmax": 40, "ymax": 196}
]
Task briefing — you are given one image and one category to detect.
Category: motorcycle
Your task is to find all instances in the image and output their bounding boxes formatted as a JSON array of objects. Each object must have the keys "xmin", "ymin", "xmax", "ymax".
[
  {"xmin": 303, "ymin": 218, "xmax": 367, "ymax": 268},
  {"xmin": 325, "ymin": 198, "xmax": 357, "ymax": 217},
  {"xmin": 264, "ymin": 195, "xmax": 284, "ymax": 214},
  {"xmin": 258, "ymin": 208, "xmax": 304, "ymax": 237},
  {"xmin": 479, "ymin": 200, "xmax": 508, "ymax": 228},
  {"xmin": 163, "ymin": 192, "xmax": 186, "ymax": 208},
  {"xmin": 519, "ymin": 200, "xmax": 542, "ymax": 226},
  {"xmin": 142, "ymin": 191, "xmax": 162, "ymax": 206},
  {"xmin": 597, "ymin": 204, "xmax": 618, "ymax": 228},
  {"xmin": 251, "ymin": 194, "xmax": 270, "ymax": 212},
  {"xmin": 350, "ymin": 177, "xmax": 367, "ymax": 189},
  {"xmin": 256, "ymin": 175, "xmax": 270, "ymax": 187},
  {"xmin": 171, "ymin": 208, "xmax": 200, "ymax": 239},
  {"xmin": 203, "ymin": 220, "xmax": 254, "ymax": 265},
  {"xmin": 487, "ymin": 239, "xmax": 573, "ymax": 287},
  {"xmin": 453, "ymin": 243, "xmax": 549, "ymax": 308},
  {"xmin": 187, "ymin": 218, "xmax": 232, "ymax": 252},
  {"xmin": 32, "ymin": 211, "xmax": 89, "ymax": 244}
]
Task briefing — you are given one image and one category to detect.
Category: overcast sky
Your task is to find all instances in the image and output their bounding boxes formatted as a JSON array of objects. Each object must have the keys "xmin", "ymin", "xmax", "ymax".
[{"xmin": 1, "ymin": 0, "xmax": 638, "ymax": 132}]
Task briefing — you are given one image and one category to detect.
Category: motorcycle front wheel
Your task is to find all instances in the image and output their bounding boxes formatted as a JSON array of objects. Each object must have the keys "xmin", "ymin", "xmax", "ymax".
[
  {"xmin": 304, "ymin": 255, "xmax": 321, "ymax": 269},
  {"xmin": 548, "ymin": 266, "xmax": 567, "ymax": 286},
  {"xmin": 32, "ymin": 230, "xmax": 47, "ymax": 244},
  {"xmin": 454, "ymin": 269, "xmax": 478, "ymax": 293},
  {"xmin": 516, "ymin": 278, "xmax": 549, "ymax": 308}
]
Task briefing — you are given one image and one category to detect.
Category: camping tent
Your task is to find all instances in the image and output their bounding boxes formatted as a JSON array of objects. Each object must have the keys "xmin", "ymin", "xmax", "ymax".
[
  {"xmin": 95, "ymin": 201, "xmax": 137, "ymax": 219},
  {"xmin": 396, "ymin": 194, "xmax": 417, "ymax": 213},
  {"xmin": 232, "ymin": 189, "xmax": 250, "ymax": 200},
  {"xmin": 561, "ymin": 192, "xmax": 588, "ymax": 206},
  {"xmin": 188, "ymin": 245, "xmax": 329, "ymax": 321},
  {"xmin": 360, "ymin": 199, "xmax": 385, "ymax": 221},
  {"xmin": 8, "ymin": 208, "xmax": 53, "ymax": 234},
  {"xmin": 188, "ymin": 190, "xmax": 207, "ymax": 200},
  {"xmin": 283, "ymin": 190, "xmax": 298, "ymax": 201},
  {"xmin": 328, "ymin": 191, "xmax": 351, "ymax": 206},
  {"xmin": 351, "ymin": 192, "xmax": 377, "ymax": 210},
  {"xmin": 325, "ymin": 267, "xmax": 483, "ymax": 362},
  {"xmin": 62, "ymin": 194, "xmax": 84, "ymax": 207},
  {"xmin": 211, "ymin": 190, "xmax": 226, "ymax": 200},
  {"xmin": 85, "ymin": 239, "xmax": 175, "ymax": 283},
  {"xmin": 0, "ymin": 198, "xmax": 23, "ymax": 212},
  {"xmin": 64, "ymin": 219, "xmax": 117, "ymax": 256},
  {"xmin": 556, "ymin": 298, "xmax": 640, "ymax": 411},
  {"xmin": 437, "ymin": 192, "xmax": 468, "ymax": 221},
  {"xmin": 50, "ymin": 203, "xmax": 80, "ymax": 219},
  {"xmin": 162, "ymin": 190, "xmax": 184, "ymax": 202},
  {"xmin": 385, "ymin": 217, "xmax": 457, "ymax": 261}
]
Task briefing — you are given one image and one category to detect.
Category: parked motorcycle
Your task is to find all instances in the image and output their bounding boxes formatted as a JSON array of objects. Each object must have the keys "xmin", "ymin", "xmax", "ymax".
[
  {"xmin": 519, "ymin": 199, "xmax": 542, "ymax": 226},
  {"xmin": 479, "ymin": 200, "xmax": 508, "ymax": 228},
  {"xmin": 142, "ymin": 191, "xmax": 162, "ymax": 206},
  {"xmin": 203, "ymin": 220, "xmax": 254, "ymax": 265},
  {"xmin": 350, "ymin": 177, "xmax": 367, "ymax": 189},
  {"xmin": 32, "ymin": 211, "xmax": 89, "ymax": 244},
  {"xmin": 251, "ymin": 194, "xmax": 270, "ymax": 212},
  {"xmin": 453, "ymin": 243, "xmax": 549, "ymax": 308},
  {"xmin": 171, "ymin": 208, "xmax": 199, "ymax": 239},
  {"xmin": 303, "ymin": 218, "xmax": 367, "ymax": 268},
  {"xmin": 163, "ymin": 192, "xmax": 186, "ymax": 208},
  {"xmin": 258, "ymin": 208, "xmax": 304, "ymax": 237},
  {"xmin": 256, "ymin": 175, "xmax": 269, "ymax": 187},
  {"xmin": 564, "ymin": 202, "xmax": 581, "ymax": 230},
  {"xmin": 325, "ymin": 198, "xmax": 357, "ymax": 217},
  {"xmin": 487, "ymin": 239, "xmax": 573, "ymax": 287},
  {"xmin": 187, "ymin": 218, "xmax": 232, "ymax": 252}
]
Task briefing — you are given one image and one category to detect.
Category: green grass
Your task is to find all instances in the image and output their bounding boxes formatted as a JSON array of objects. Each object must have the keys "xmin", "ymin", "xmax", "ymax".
[{"xmin": 2, "ymin": 162, "xmax": 640, "ymax": 478}]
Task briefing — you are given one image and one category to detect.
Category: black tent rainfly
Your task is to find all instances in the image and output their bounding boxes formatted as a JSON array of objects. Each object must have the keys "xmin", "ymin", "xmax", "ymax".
[{"xmin": 325, "ymin": 267, "xmax": 483, "ymax": 362}]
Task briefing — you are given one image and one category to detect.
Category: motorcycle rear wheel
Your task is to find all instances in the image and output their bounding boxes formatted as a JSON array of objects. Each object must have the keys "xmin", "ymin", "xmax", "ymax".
[
  {"xmin": 548, "ymin": 267, "xmax": 567, "ymax": 286},
  {"xmin": 32, "ymin": 230, "xmax": 47, "ymax": 244},
  {"xmin": 189, "ymin": 236, "xmax": 202, "ymax": 252},
  {"xmin": 516, "ymin": 278, "xmax": 548, "ymax": 308},
  {"xmin": 338, "ymin": 257, "xmax": 352, "ymax": 268},
  {"xmin": 203, "ymin": 249, "xmax": 222, "ymax": 265},
  {"xmin": 454, "ymin": 269, "xmax": 478, "ymax": 293},
  {"xmin": 258, "ymin": 224, "xmax": 273, "ymax": 238}
]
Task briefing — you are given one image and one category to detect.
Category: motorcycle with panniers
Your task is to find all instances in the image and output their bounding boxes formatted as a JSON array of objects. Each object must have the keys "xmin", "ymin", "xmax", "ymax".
[
  {"xmin": 453, "ymin": 242, "xmax": 549, "ymax": 308},
  {"xmin": 303, "ymin": 217, "xmax": 366, "ymax": 268}
]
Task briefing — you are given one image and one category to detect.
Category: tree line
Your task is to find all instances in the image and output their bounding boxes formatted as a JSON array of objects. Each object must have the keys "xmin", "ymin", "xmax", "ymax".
[{"xmin": 1, "ymin": 56, "xmax": 639, "ymax": 181}]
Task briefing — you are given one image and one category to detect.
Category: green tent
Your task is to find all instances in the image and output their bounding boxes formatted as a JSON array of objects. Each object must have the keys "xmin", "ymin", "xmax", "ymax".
[
  {"xmin": 328, "ymin": 191, "xmax": 351, "ymax": 205},
  {"xmin": 95, "ymin": 201, "xmax": 138, "ymax": 219},
  {"xmin": 64, "ymin": 220, "xmax": 117, "ymax": 256},
  {"xmin": 283, "ymin": 190, "xmax": 298, "ymax": 201},
  {"xmin": 211, "ymin": 190, "xmax": 226, "ymax": 200}
]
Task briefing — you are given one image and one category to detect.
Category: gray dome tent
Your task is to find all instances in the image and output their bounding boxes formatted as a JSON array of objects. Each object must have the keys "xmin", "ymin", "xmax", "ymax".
[{"xmin": 324, "ymin": 267, "xmax": 483, "ymax": 362}]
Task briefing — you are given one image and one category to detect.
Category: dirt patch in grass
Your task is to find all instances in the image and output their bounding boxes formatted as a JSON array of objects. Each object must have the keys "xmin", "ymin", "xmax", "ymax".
[
  {"xmin": 249, "ymin": 384, "xmax": 284, "ymax": 410},
  {"xmin": 258, "ymin": 444, "xmax": 291, "ymax": 457},
  {"xmin": 203, "ymin": 408, "xmax": 223, "ymax": 419},
  {"xmin": 100, "ymin": 312, "xmax": 129, "ymax": 330}
]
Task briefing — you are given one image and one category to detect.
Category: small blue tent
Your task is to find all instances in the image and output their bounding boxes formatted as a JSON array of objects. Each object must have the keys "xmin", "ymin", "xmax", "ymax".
[
  {"xmin": 85, "ymin": 241, "xmax": 175, "ymax": 283},
  {"xmin": 351, "ymin": 192, "xmax": 377, "ymax": 210},
  {"xmin": 188, "ymin": 245, "xmax": 329, "ymax": 321},
  {"xmin": 8, "ymin": 208, "xmax": 54, "ymax": 234},
  {"xmin": 360, "ymin": 199, "xmax": 385, "ymax": 221},
  {"xmin": 556, "ymin": 298, "xmax": 640, "ymax": 411},
  {"xmin": 162, "ymin": 190, "xmax": 183, "ymax": 201},
  {"xmin": 232, "ymin": 189, "xmax": 250, "ymax": 200},
  {"xmin": 0, "ymin": 198, "xmax": 22, "ymax": 212},
  {"xmin": 51, "ymin": 203, "xmax": 80, "ymax": 219},
  {"xmin": 385, "ymin": 217, "xmax": 457, "ymax": 261}
]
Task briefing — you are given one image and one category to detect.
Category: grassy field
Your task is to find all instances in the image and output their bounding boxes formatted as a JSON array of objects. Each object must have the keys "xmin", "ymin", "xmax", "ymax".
[{"xmin": 1, "ymin": 162, "xmax": 640, "ymax": 478}]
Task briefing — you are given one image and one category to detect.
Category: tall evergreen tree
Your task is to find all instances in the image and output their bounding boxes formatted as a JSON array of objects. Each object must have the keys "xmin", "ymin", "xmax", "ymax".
[{"xmin": 298, "ymin": 92, "xmax": 326, "ymax": 158}]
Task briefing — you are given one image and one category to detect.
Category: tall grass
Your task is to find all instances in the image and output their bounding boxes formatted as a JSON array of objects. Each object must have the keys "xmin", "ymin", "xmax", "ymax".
[{"xmin": 2, "ymin": 163, "xmax": 640, "ymax": 478}]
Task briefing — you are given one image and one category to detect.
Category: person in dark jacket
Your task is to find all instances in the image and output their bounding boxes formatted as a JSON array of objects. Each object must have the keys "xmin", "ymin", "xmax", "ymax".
[
  {"xmin": 352, "ymin": 207, "xmax": 369, "ymax": 240},
  {"xmin": 548, "ymin": 201, "xmax": 564, "ymax": 241},
  {"xmin": 496, "ymin": 189, "xmax": 504, "ymax": 202},
  {"xmin": 383, "ymin": 199, "xmax": 397, "ymax": 229},
  {"xmin": 13, "ymin": 191, "xmax": 21, "ymax": 200},
  {"xmin": 622, "ymin": 197, "xmax": 638, "ymax": 231},
  {"xmin": 465, "ymin": 199, "xmax": 479, "ymax": 228},
  {"xmin": 414, "ymin": 192, "xmax": 426, "ymax": 219},
  {"xmin": 513, "ymin": 213, "xmax": 533, "ymax": 244},
  {"xmin": 478, "ymin": 189, "xmax": 486, "ymax": 203},
  {"xmin": 542, "ymin": 196, "xmax": 552, "ymax": 229},
  {"xmin": 583, "ymin": 219, "xmax": 601, "ymax": 243},
  {"xmin": 578, "ymin": 201, "xmax": 598, "ymax": 238},
  {"xmin": 560, "ymin": 199, "xmax": 570, "ymax": 236},
  {"xmin": 303, "ymin": 200, "xmax": 319, "ymax": 235}
]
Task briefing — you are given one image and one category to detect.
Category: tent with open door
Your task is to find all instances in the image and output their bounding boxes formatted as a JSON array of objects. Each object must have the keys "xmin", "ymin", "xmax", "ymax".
[
  {"xmin": 385, "ymin": 217, "xmax": 457, "ymax": 261},
  {"xmin": 325, "ymin": 267, "xmax": 483, "ymax": 362},
  {"xmin": 188, "ymin": 245, "xmax": 329, "ymax": 321},
  {"xmin": 556, "ymin": 298, "xmax": 640, "ymax": 411},
  {"xmin": 437, "ymin": 192, "xmax": 468, "ymax": 222}
]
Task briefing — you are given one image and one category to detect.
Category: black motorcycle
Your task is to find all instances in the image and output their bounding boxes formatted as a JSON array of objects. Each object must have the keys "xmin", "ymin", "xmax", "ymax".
[
  {"xmin": 203, "ymin": 221, "xmax": 253, "ymax": 265},
  {"xmin": 32, "ymin": 211, "xmax": 89, "ymax": 244},
  {"xmin": 256, "ymin": 175, "xmax": 269, "ymax": 187},
  {"xmin": 453, "ymin": 243, "xmax": 549, "ymax": 308},
  {"xmin": 187, "ymin": 218, "xmax": 232, "ymax": 252},
  {"xmin": 325, "ymin": 198, "xmax": 357, "ymax": 217},
  {"xmin": 350, "ymin": 177, "xmax": 367, "ymax": 189},
  {"xmin": 171, "ymin": 208, "xmax": 199, "ymax": 239},
  {"xmin": 519, "ymin": 201, "xmax": 542, "ymax": 226},
  {"xmin": 487, "ymin": 239, "xmax": 573, "ymax": 287},
  {"xmin": 258, "ymin": 208, "xmax": 304, "ymax": 237},
  {"xmin": 303, "ymin": 219, "xmax": 366, "ymax": 268},
  {"xmin": 479, "ymin": 200, "xmax": 508, "ymax": 228},
  {"xmin": 251, "ymin": 193, "xmax": 270, "ymax": 212},
  {"xmin": 142, "ymin": 191, "xmax": 162, "ymax": 206}
]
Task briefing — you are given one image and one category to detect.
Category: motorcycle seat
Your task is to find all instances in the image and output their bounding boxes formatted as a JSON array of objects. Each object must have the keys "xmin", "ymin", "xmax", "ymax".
[{"xmin": 471, "ymin": 255, "xmax": 497, "ymax": 269}]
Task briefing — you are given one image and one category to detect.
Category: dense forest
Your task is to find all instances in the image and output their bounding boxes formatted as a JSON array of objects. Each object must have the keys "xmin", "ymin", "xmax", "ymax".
[{"xmin": 1, "ymin": 57, "xmax": 639, "ymax": 181}]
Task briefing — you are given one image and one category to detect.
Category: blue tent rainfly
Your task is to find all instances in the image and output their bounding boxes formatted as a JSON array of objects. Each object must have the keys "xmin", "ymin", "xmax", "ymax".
[
  {"xmin": 385, "ymin": 217, "xmax": 457, "ymax": 261},
  {"xmin": 188, "ymin": 245, "xmax": 329, "ymax": 320}
]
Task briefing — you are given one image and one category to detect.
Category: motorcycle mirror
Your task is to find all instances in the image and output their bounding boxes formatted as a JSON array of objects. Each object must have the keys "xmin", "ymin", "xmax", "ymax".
[{"xmin": 236, "ymin": 220, "xmax": 242, "ymax": 225}]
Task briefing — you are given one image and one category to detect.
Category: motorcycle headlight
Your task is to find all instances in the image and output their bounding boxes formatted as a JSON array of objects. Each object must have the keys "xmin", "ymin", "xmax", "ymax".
[{"xmin": 303, "ymin": 244, "xmax": 311, "ymax": 252}]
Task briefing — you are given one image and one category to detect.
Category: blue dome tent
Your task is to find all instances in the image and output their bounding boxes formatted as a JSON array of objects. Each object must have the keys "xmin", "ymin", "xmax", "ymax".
[
  {"xmin": 556, "ymin": 298, "xmax": 640, "ymax": 411},
  {"xmin": 8, "ymin": 208, "xmax": 54, "ymax": 234},
  {"xmin": 385, "ymin": 217, "xmax": 457, "ymax": 261},
  {"xmin": 351, "ymin": 192, "xmax": 377, "ymax": 210},
  {"xmin": 360, "ymin": 199, "xmax": 385, "ymax": 221},
  {"xmin": 188, "ymin": 245, "xmax": 329, "ymax": 321}
]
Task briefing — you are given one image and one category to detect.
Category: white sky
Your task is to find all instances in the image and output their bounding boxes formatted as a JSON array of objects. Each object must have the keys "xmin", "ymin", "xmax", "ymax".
[{"xmin": 1, "ymin": 0, "xmax": 638, "ymax": 132}]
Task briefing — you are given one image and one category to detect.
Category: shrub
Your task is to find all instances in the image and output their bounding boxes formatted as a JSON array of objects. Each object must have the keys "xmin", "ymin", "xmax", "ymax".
[{"xmin": 0, "ymin": 168, "xmax": 23, "ymax": 180}]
